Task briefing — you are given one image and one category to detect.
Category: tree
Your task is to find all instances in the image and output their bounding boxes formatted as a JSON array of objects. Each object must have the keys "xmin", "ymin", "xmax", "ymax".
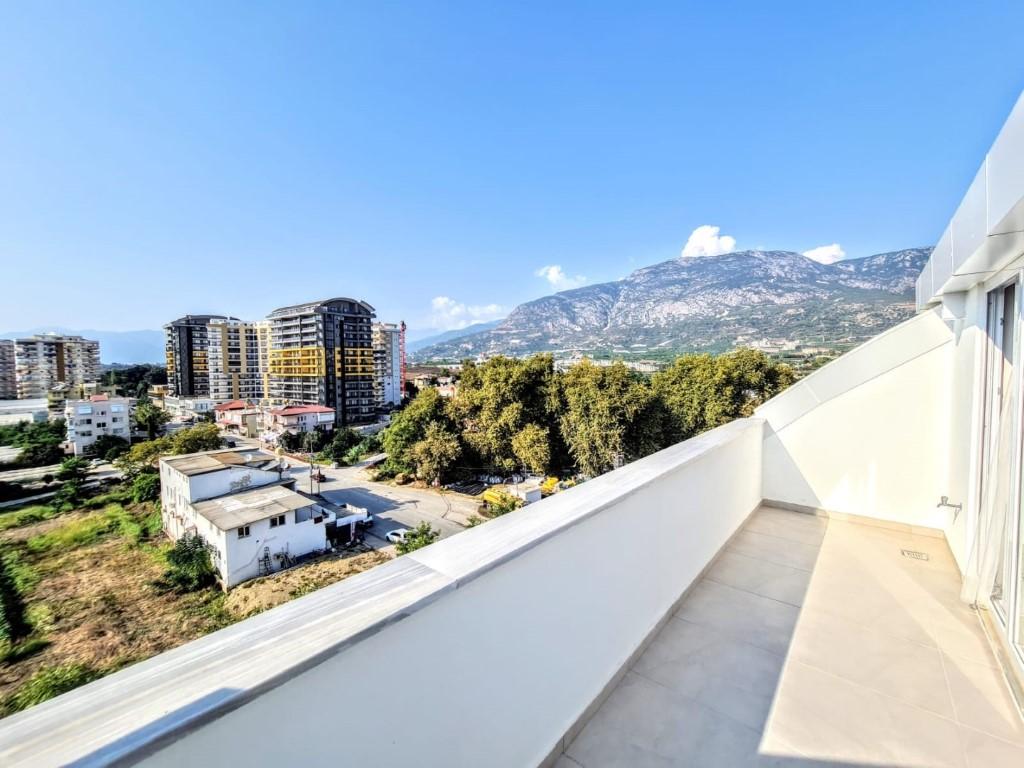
[
  {"xmin": 277, "ymin": 430, "xmax": 302, "ymax": 452},
  {"xmin": 319, "ymin": 428, "xmax": 363, "ymax": 464},
  {"xmin": 395, "ymin": 522, "xmax": 440, "ymax": 555},
  {"xmin": 381, "ymin": 388, "xmax": 450, "ymax": 476},
  {"xmin": 0, "ymin": 419, "xmax": 67, "ymax": 469},
  {"xmin": 56, "ymin": 457, "xmax": 89, "ymax": 483},
  {"xmin": 52, "ymin": 479, "xmax": 83, "ymax": 510},
  {"xmin": 446, "ymin": 356, "xmax": 558, "ymax": 474},
  {"xmin": 114, "ymin": 437, "xmax": 172, "ymax": 479},
  {"xmin": 511, "ymin": 423, "xmax": 551, "ymax": 474},
  {"xmin": 168, "ymin": 423, "xmax": 222, "ymax": 454},
  {"xmin": 86, "ymin": 434, "xmax": 129, "ymax": 461},
  {"xmin": 555, "ymin": 361, "xmax": 666, "ymax": 477},
  {"xmin": 134, "ymin": 402, "xmax": 170, "ymax": 440},
  {"xmin": 409, "ymin": 422, "xmax": 461, "ymax": 484},
  {"xmin": 161, "ymin": 534, "xmax": 216, "ymax": 592},
  {"xmin": 652, "ymin": 349, "xmax": 794, "ymax": 441}
]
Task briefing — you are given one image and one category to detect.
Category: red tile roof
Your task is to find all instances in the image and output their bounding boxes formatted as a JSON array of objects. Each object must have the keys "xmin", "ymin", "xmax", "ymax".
[
  {"xmin": 214, "ymin": 399, "xmax": 249, "ymax": 412},
  {"xmin": 89, "ymin": 394, "xmax": 109, "ymax": 402},
  {"xmin": 270, "ymin": 405, "xmax": 335, "ymax": 416}
]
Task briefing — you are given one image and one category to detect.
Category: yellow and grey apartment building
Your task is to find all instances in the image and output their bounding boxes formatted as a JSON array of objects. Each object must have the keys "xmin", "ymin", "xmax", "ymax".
[
  {"xmin": 164, "ymin": 315, "xmax": 255, "ymax": 401},
  {"xmin": 265, "ymin": 298, "xmax": 376, "ymax": 426}
]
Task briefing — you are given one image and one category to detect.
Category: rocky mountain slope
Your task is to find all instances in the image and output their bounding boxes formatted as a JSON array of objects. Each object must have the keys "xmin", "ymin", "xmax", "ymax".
[{"xmin": 412, "ymin": 248, "xmax": 931, "ymax": 360}]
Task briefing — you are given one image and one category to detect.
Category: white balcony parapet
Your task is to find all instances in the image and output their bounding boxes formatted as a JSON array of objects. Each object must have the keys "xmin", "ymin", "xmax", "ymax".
[
  {"xmin": 0, "ymin": 418, "xmax": 765, "ymax": 768},
  {"xmin": 918, "ymin": 91, "xmax": 1024, "ymax": 307}
]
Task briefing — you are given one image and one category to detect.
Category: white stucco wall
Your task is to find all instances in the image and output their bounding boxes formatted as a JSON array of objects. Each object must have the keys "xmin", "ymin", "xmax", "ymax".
[
  {"xmin": 758, "ymin": 308, "xmax": 957, "ymax": 534},
  {"xmin": 187, "ymin": 466, "xmax": 281, "ymax": 502},
  {"xmin": 131, "ymin": 419, "xmax": 763, "ymax": 768},
  {"xmin": 223, "ymin": 511, "xmax": 328, "ymax": 587}
]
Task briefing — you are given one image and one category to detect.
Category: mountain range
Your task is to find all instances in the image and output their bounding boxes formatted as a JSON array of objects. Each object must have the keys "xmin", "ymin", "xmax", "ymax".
[
  {"xmin": 406, "ymin": 321, "xmax": 504, "ymax": 354},
  {"xmin": 411, "ymin": 248, "xmax": 932, "ymax": 361}
]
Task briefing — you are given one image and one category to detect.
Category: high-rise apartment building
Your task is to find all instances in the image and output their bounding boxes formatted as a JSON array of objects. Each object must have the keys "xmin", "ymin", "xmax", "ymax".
[
  {"xmin": 372, "ymin": 321, "xmax": 406, "ymax": 408},
  {"xmin": 0, "ymin": 340, "xmax": 16, "ymax": 399},
  {"xmin": 166, "ymin": 315, "xmax": 269, "ymax": 402},
  {"xmin": 164, "ymin": 315, "xmax": 232, "ymax": 398},
  {"xmin": 266, "ymin": 298, "xmax": 376, "ymax": 425},
  {"xmin": 255, "ymin": 320, "xmax": 272, "ymax": 405},
  {"xmin": 13, "ymin": 334, "xmax": 100, "ymax": 400},
  {"xmin": 207, "ymin": 318, "xmax": 264, "ymax": 402}
]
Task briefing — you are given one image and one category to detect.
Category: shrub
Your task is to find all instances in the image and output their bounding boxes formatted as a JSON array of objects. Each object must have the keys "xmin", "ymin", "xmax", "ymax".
[
  {"xmin": 87, "ymin": 434, "xmax": 129, "ymax": 461},
  {"xmin": 131, "ymin": 473, "xmax": 161, "ymax": 503},
  {"xmin": 0, "ymin": 505, "xmax": 57, "ymax": 532},
  {"xmin": 485, "ymin": 490, "xmax": 523, "ymax": 517},
  {"xmin": 56, "ymin": 457, "xmax": 89, "ymax": 482},
  {"xmin": 395, "ymin": 522, "xmax": 440, "ymax": 555},
  {"xmin": 52, "ymin": 480, "xmax": 84, "ymax": 511},
  {"xmin": 161, "ymin": 534, "xmax": 216, "ymax": 592},
  {"xmin": 0, "ymin": 544, "xmax": 30, "ymax": 644},
  {"xmin": 1, "ymin": 664, "xmax": 102, "ymax": 715}
]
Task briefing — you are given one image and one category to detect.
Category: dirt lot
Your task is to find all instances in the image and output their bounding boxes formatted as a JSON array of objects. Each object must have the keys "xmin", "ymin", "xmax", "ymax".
[
  {"xmin": 0, "ymin": 505, "xmax": 228, "ymax": 703},
  {"xmin": 224, "ymin": 548, "xmax": 393, "ymax": 617},
  {"xmin": 0, "ymin": 492, "xmax": 395, "ymax": 713}
]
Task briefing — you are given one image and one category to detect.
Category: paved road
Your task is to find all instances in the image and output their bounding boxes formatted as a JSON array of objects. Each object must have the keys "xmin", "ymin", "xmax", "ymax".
[
  {"xmin": 219, "ymin": 438, "xmax": 479, "ymax": 542},
  {"xmin": 302, "ymin": 459, "xmax": 477, "ymax": 542},
  {"xmin": 0, "ymin": 462, "xmax": 63, "ymax": 482}
]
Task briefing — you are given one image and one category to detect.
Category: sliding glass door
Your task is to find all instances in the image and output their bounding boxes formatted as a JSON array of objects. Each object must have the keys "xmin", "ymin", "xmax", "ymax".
[{"xmin": 980, "ymin": 278, "xmax": 1024, "ymax": 668}]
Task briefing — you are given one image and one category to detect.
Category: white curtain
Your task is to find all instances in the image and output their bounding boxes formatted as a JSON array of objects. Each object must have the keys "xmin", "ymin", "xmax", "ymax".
[{"xmin": 962, "ymin": 291, "xmax": 1019, "ymax": 609}]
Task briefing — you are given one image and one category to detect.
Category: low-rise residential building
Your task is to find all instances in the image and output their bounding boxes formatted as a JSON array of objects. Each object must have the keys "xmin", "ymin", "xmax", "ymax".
[
  {"xmin": 163, "ymin": 396, "xmax": 217, "ymax": 421},
  {"xmin": 158, "ymin": 448, "xmax": 360, "ymax": 588},
  {"xmin": 65, "ymin": 395, "xmax": 132, "ymax": 456},
  {"xmin": 264, "ymin": 404, "xmax": 335, "ymax": 435},
  {"xmin": 213, "ymin": 399, "xmax": 260, "ymax": 437}
]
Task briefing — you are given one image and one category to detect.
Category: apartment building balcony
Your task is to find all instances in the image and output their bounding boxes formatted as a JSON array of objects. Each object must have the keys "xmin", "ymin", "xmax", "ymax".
[{"xmin": 3, "ymin": 306, "xmax": 1023, "ymax": 767}]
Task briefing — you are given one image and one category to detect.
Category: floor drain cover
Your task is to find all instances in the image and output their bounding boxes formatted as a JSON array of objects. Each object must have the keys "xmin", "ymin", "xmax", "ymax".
[{"xmin": 901, "ymin": 549, "xmax": 930, "ymax": 561}]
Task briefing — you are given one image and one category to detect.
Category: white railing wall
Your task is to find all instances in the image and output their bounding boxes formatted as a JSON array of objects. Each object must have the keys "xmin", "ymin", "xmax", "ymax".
[
  {"xmin": 757, "ymin": 307, "xmax": 957, "ymax": 537},
  {"xmin": 0, "ymin": 419, "xmax": 764, "ymax": 768}
]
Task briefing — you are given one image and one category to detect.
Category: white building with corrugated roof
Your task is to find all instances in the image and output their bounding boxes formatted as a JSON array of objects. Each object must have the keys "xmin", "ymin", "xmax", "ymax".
[{"xmin": 158, "ymin": 448, "xmax": 363, "ymax": 587}]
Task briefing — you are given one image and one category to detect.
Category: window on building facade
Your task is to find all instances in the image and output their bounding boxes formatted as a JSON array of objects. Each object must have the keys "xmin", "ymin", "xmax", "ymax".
[
  {"xmin": 237, "ymin": 526, "xmax": 250, "ymax": 538},
  {"xmin": 269, "ymin": 514, "xmax": 286, "ymax": 528}
]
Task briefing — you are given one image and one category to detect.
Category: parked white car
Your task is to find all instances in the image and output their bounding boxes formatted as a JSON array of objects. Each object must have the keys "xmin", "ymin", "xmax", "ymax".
[{"xmin": 385, "ymin": 528, "xmax": 412, "ymax": 544}]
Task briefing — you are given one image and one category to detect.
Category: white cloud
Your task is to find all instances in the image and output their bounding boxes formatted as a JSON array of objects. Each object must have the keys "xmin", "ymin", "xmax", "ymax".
[
  {"xmin": 680, "ymin": 225, "xmax": 737, "ymax": 258},
  {"xmin": 802, "ymin": 243, "xmax": 846, "ymax": 264},
  {"xmin": 535, "ymin": 265, "xmax": 587, "ymax": 290},
  {"xmin": 429, "ymin": 296, "xmax": 506, "ymax": 330}
]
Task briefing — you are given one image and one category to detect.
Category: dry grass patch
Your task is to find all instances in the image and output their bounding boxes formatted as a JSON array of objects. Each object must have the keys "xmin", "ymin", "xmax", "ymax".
[{"xmin": 224, "ymin": 549, "xmax": 393, "ymax": 617}]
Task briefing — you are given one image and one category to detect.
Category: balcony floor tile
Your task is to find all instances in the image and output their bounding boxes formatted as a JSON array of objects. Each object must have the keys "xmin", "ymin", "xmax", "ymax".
[{"xmin": 564, "ymin": 506, "xmax": 1024, "ymax": 768}]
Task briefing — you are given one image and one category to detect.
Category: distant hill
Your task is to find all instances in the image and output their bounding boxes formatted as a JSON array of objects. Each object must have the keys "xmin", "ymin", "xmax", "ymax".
[
  {"xmin": 412, "ymin": 248, "xmax": 932, "ymax": 361},
  {"xmin": 406, "ymin": 320, "xmax": 504, "ymax": 354},
  {"xmin": 0, "ymin": 327, "xmax": 164, "ymax": 365}
]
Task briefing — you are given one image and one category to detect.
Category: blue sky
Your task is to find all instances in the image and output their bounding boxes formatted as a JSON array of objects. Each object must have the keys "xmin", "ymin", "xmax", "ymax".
[{"xmin": 1, "ymin": 2, "xmax": 1023, "ymax": 338}]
